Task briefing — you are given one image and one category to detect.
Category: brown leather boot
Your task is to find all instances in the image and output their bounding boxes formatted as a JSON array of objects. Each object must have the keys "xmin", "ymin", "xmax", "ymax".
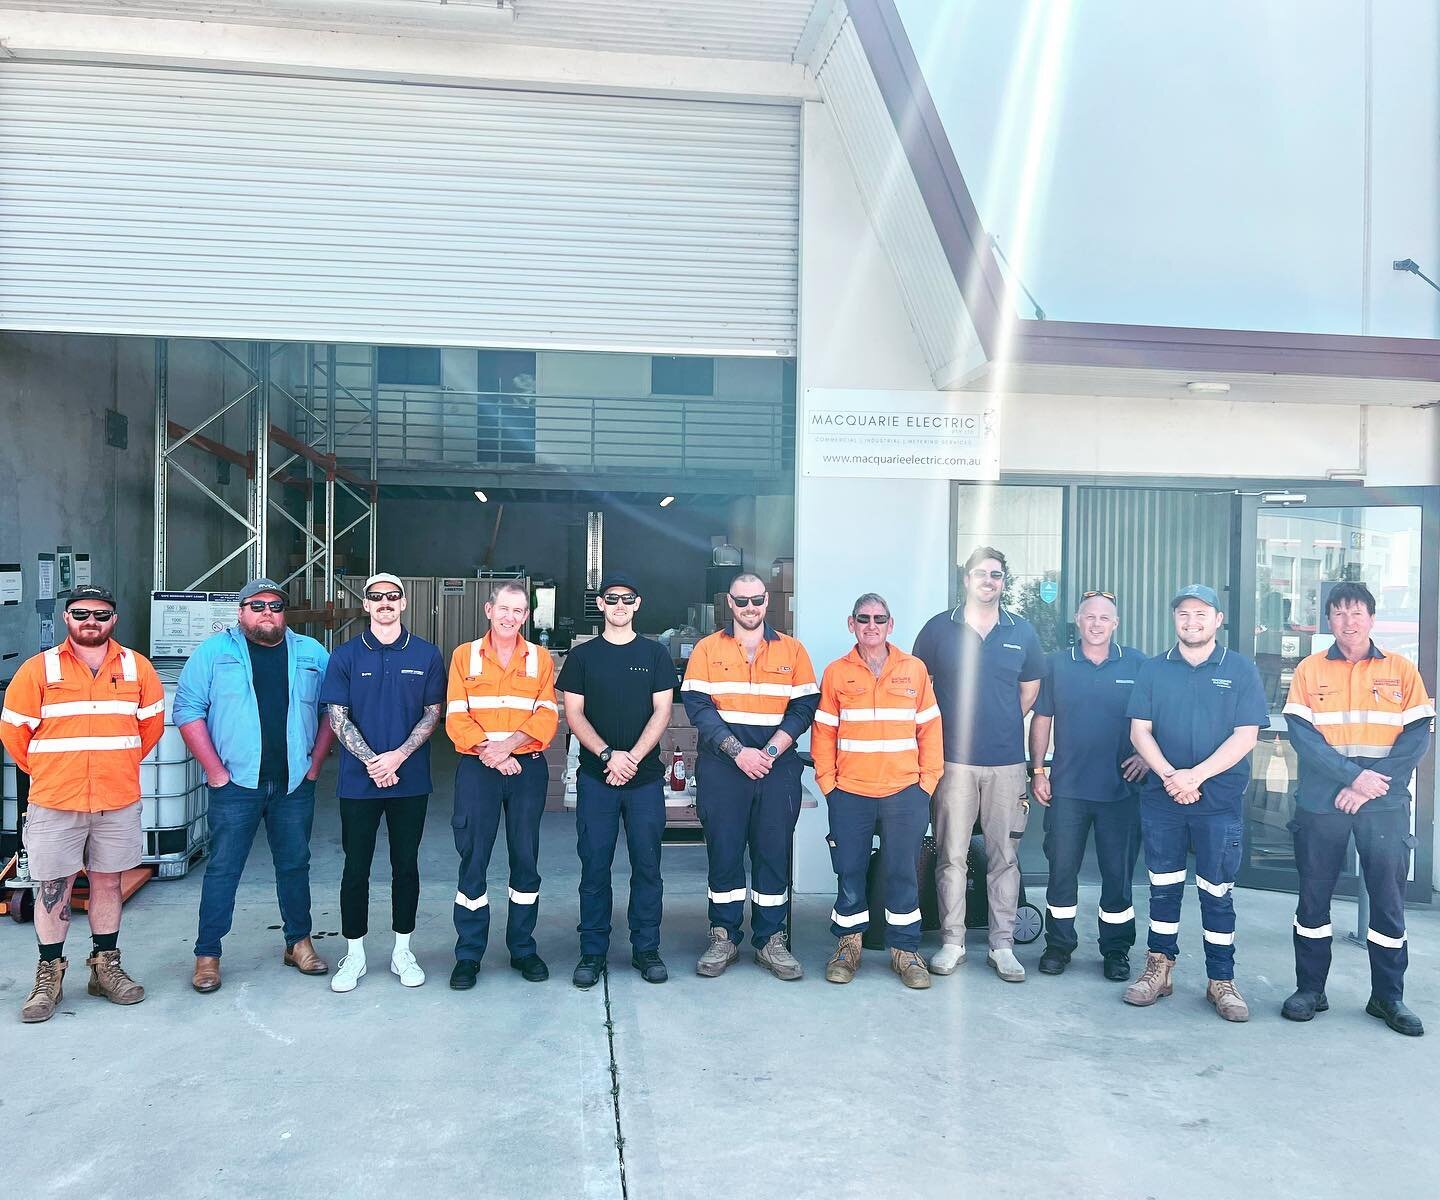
[
  {"xmin": 825, "ymin": 933, "xmax": 862, "ymax": 984},
  {"xmin": 1207, "ymin": 978, "xmax": 1251, "ymax": 1023},
  {"xmin": 87, "ymin": 948, "xmax": 145, "ymax": 1005},
  {"xmin": 1123, "ymin": 951, "xmax": 1175, "ymax": 1006},
  {"xmin": 283, "ymin": 936, "xmax": 329, "ymax": 976},
  {"xmin": 192, "ymin": 956, "xmax": 222, "ymax": 994},
  {"xmin": 21, "ymin": 958, "xmax": 67, "ymax": 1023},
  {"xmin": 890, "ymin": 948, "xmax": 932, "ymax": 990}
]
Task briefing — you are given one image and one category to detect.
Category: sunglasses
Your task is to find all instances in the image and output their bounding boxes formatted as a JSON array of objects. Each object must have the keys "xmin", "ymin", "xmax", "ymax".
[
  {"xmin": 969, "ymin": 569, "xmax": 1005, "ymax": 581},
  {"xmin": 853, "ymin": 613, "xmax": 891, "ymax": 625},
  {"xmin": 601, "ymin": 593, "xmax": 638, "ymax": 605},
  {"xmin": 729, "ymin": 595, "xmax": 767, "ymax": 608},
  {"xmin": 1082, "ymin": 590, "xmax": 1117, "ymax": 601},
  {"xmin": 67, "ymin": 608, "xmax": 115, "ymax": 622},
  {"xmin": 243, "ymin": 600, "xmax": 286, "ymax": 613},
  {"xmin": 366, "ymin": 591, "xmax": 403, "ymax": 602}
]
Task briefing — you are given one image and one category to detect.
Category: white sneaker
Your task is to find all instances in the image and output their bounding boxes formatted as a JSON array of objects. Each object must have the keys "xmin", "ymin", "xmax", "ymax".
[
  {"xmin": 929, "ymin": 943, "xmax": 966, "ymax": 975},
  {"xmin": 331, "ymin": 953, "xmax": 366, "ymax": 993},
  {"xmin": 391, "ymin": 949, "xmax": 425, "ymax": 987},
  {"xmin": 988, "ymin": 947, "xmax": 1025, "ymax": 982}
]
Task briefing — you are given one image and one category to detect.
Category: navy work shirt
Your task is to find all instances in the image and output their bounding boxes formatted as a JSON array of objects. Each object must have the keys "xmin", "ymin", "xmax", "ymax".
[
  {"xmin": 913, "ymin": 606, "xmax": 1045, "ymax": 766},
  {"xmin": 1126, "ymin": 643, "xmax": 1268, "ymax": 816},
  {"xmin": 1035, "ymin": 643, "xmax": 1148, "ymax": 804},
  {"xmin": 320, "ymin": 627, "xmax": 446, "ymax": 800}
]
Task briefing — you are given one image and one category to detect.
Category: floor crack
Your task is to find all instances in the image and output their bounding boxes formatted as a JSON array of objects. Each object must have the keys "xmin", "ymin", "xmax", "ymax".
[{"xmin": 601, "ymin": 966, "xmax": 629, "ymax": 1200}]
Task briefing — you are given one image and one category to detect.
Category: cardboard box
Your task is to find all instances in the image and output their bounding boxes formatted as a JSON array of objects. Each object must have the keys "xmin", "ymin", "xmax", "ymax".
[{"xmin": 770, "ymin": 557, "xmax": 794, "ymax": 592}]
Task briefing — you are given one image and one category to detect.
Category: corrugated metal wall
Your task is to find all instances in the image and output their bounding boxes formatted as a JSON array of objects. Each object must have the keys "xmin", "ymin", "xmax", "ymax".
[
  {"xmin": 1073, "ymin": 487, "xmax": 1234, "ymax": 656},
  {"xmin": 0, "ymin": 63, "xmax": 799, "ymax": 354}
]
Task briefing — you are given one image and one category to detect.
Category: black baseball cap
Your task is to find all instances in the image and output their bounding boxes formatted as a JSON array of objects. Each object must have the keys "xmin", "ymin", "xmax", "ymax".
[
  {"xmin": 64, "ymin": 585, "xmax": 116, "ymax": 608},
  {"xmin": 597, "ymin": 571, "xmax": 642, "ymax": 595}
]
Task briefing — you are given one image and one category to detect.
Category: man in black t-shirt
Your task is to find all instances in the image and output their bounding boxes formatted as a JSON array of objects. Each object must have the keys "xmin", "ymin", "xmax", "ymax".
[{"xmin": 557, "ymin": 571, "xmax": 679, "ymax": 988}]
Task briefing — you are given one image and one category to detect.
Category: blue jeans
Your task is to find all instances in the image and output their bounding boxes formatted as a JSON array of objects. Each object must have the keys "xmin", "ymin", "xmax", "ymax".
[
  {"xmin": 1043, "ymin": 795, "xmax": 1141, "ymax": 957},
  {"xmin": 1141, "ymin": 802, "xmax": 1242, "ymax": 981},
  {"xmin": 575, "ymin": 774, "xmax": 666, "ymax": 956},
  {"xmin": 195, "ymin": 777, "xmax": 317, "ymax": 959}
]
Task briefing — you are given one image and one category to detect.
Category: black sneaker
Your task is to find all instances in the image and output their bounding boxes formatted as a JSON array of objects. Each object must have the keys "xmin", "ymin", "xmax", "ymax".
[
  {"xmin": 572, "ymin": 954, "xmax": 607, "ymax": 989},
  {"xmin": 449, "ymin": 959, "xmax": 480, "ymax": 991},
  {"xmin": 632, "ymin": 950, "xmax": 669, "ymax": 984},
  {"xmin": 1367, "ymin": 995, "xmax": 1424, "ymax": 1037},
  {"xmin": 1102, "ymin": 952, "xmax": 1132, "ymax": 982},
  {"xmin": 1038, "ymin": 948, "xmax": 1070, "ymax": 976},
  {"xmin": 510, "ymin": 954, "xmax": 550, "ymax": 983},
  {"xmin": 1281, "ymin": 989, "xmax": 1328, "ymax": 1021}
]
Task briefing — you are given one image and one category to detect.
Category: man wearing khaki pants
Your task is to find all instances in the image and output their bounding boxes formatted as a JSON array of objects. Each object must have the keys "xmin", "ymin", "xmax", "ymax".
[{"xmin": 913, "ymin": 546, "xmax": 1045, "ymax": 981}]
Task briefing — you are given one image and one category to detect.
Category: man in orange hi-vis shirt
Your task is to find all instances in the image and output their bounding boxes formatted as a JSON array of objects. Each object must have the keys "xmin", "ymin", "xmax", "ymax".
[
  {"xmin": 812, "ymin": 592, "xmax": 943, "ymax": 990},
  {"xmin": 1, "ymin": 586, "xmax": 165, "ymax": 1023},
  {"xmin": 445, "ymin": 580, "xmax": 559, "ymax": 990}
]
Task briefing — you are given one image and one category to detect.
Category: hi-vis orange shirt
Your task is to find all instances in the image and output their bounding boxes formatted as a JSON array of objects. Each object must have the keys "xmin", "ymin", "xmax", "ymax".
[
  {"xmin": 445, "ymin": 633, "xmax": 558, "ymax": 755},
  {"xmin": 0, "ymin": 640, "xmax": 165, "ymax": 812},
  {"xmin": 812, "ymin": 645, "xmax": 943, "ymax": 798}
]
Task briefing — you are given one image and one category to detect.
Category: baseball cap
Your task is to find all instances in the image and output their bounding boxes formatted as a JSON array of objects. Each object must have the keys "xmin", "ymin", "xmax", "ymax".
[
  {"xmin": 64, "ymin": 584, "xmax": 116, "ymax": 608},
  {"xmin": 597, "ymin": 570, "xmax": 642, "ymax": 595},
  {"xmin": 1171, "ymin": 584, "xmax": 1221, "ymax": 610},
  {"xmin": 363, "ymin": 573, "xmax": 405, "ymax": 596},
  {"xmin": 239, "ymin": 577, "xmax": 286, "ymax": 604}
]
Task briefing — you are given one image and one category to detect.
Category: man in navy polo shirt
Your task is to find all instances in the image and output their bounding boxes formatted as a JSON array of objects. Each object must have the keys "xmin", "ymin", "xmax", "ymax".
[
  {"xmin": 1028, "ymin": 591, "xmax": 1148, "ymax": 982},
  {"xmin": 1125, "ymin": 584, "xmax": 1267, "ymax": 1023},
  {"xmin": 320, "ymin": 573, "xmax": 446, "ymax": 993},
  {"xmin": 914, "ymin": 545, "xmax": 1045, "ymax": 983}
]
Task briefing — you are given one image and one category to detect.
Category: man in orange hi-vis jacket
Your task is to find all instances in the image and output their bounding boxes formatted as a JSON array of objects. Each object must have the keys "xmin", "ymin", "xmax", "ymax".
[
  {"xmin": 812, "ymin": 592, "xmax": 943, "ymax": 990},
  {"xmin": 1, "ymin": 586, "xmax": 165, "ymax": 1023},
  {"xmin": 445, "ymin": 581, "xmax": 559, "ymax": 990}
]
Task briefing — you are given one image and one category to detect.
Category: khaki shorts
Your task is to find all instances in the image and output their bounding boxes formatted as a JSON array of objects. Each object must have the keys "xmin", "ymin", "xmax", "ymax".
[{"xmin": 22, "ymin": 801, "xmax": 143, "ymax": 880}]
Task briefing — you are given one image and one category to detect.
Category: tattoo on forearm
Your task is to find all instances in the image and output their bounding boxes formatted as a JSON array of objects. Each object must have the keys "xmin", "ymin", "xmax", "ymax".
[
  {"xmin": 397, "ymin": 704, "xmax": 442, "ymax": 758},
  {"xmin": 328, "ymin": 704, "xmax": 378, "ymax": 762},
  {"xmin": 720, "ymin": 735, "xmax": 744, "ymax": 760},
  {"xmin": 39, "ymin": 879, "xmax": 70, "ymax": 920}
]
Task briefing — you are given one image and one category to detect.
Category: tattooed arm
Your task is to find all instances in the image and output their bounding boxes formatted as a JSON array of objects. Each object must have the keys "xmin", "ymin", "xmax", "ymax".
[
  {"xmin": 328, "ymin": 704, "xmax": 378, "ymax": 762},
  {"xmin": 365, "ymin": 703, "xmax": 443, "ymax": 784}
]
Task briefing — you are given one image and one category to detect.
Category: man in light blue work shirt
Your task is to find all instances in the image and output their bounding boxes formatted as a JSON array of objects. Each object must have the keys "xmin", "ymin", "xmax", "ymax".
[{"xmin": 174, "ymin": 578, "xmax": 335, "ymax": 994}]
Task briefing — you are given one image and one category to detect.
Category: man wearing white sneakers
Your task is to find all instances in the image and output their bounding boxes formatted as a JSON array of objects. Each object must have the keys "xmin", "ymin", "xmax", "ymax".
[{"xmin": 321, "ymin": 574, "xmax": 446, "ymax": 992}]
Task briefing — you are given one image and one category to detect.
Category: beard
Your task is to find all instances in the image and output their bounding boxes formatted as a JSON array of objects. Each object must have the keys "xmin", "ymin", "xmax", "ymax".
[
  {"xmin": 69, "ymin": 628, "xmax": 110, "ymax": 647},
  {"xmin": 244, "ymin": 623, "xmax": 285, "ymax": 647}
]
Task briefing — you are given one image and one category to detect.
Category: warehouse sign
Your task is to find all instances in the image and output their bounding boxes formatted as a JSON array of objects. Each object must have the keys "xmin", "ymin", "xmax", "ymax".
[
  {"xmin": 801, "ymin": 389, "xmax": 1000, "ymax": 481},
  {"xmin": 151, "ymin": 591, "xmax": 241, "ymax": 659}
]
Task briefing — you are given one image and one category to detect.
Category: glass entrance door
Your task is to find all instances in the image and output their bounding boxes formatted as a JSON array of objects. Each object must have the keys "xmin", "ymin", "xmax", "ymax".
[{"xmin": 1237, "ymin": 488, "xmax": 1436, "ymax": 899}]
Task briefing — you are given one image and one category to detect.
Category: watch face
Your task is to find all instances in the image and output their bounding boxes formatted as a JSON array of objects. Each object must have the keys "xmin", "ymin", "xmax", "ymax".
[{"xmin": 766, "ymin": 745, "xmax": 779, "ymax": 757}]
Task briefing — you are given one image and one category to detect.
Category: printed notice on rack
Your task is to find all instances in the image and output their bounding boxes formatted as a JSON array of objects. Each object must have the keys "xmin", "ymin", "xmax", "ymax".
[
  {"xmin": 150, "ymin": 591, "xmax": 241, "ymax": 659},
  {"xmin": 36, "ymin": 553, "xmax": 55, "ymax": 602},
  {"xmin": 0, "ymin": 563, "xmax": 20, "ymax": 605},
  {"xmin": 74, "ymin": 553, "xmax": 91, "ymax": 586}
]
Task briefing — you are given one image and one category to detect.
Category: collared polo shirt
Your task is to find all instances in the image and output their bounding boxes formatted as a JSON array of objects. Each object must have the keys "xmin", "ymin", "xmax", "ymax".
[
  {"xmin": 320, "ymin": 626, "xmax": 446, "ymax": 800},
  {"xmin": 912, "ymin": 605, "xmax": 1045, "ymax": 767},
  {"xmin": 1126, "ymin": 643, "xmax": 1268, "ymax": 815},
  {"xmin": 1034, "ymin": 642, "xmax": 1147, "ymax": 804}
]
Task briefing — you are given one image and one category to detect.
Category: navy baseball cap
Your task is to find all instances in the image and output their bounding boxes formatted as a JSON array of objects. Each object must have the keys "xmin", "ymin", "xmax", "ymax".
[
  {"xmin": 597, "ymin": 571, "xmax": 642, "ymax": 595},
  {"xmin": 1171, "ymin": 584, "xmax": 1221, "ymax": 610},
  {"xmin": 64, "ymin": 585, "xmax": 116, "ymax": 608}
]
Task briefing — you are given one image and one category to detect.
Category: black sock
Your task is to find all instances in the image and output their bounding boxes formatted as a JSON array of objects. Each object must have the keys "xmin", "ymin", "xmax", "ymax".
[
  {"xmin": 92, "ymin": 931, "xmax": 118, "ymax": 953},
  {"xmin": 38, "ymin": 941, "xmax": 65, "ymax": 963}
]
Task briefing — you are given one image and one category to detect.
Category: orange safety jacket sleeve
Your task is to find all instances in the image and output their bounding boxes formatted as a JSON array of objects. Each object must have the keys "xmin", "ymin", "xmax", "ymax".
[
  {"xmin": 136, "ymin": 658, "xmax": 167, "ymax": 759},
  {"xmin": 445, "ymin": 641, "xmax": 559, "ymax": 754},
  {"xmin": 516, "ymin": 649, "xmax": 560, "ymax": 748},
  {"xmin": 445, "ymin": 645, "xmax": 489, "ymax": 754},
  {"xmin": 811, "ymin": 663, "xmax": 841, "ymax": 794},
  {"xmin": 916, "ymin": 674, "xmax": 943, "ymax": 795},
  {"xmin": 0, "ymin": 656, "xmax": 44, "ymax": 773}
]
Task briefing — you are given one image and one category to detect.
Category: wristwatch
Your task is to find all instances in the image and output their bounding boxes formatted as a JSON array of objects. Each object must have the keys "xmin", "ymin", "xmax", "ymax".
[
  {"xmin": 764, "ymin": 744, "xmax": 780, "ymax": 759},
  {"xmin": 600, "ymin": 746, "xmax": 613, "ymax": 764}
]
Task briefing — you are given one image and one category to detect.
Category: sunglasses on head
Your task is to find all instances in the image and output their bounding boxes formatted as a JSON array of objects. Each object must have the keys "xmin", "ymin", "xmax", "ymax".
[
  {"xmin": 853, "ymin": 613, "xmax": 890, "ymax": 625},
  {"xmin": 67, "ymin": 608, "xmax": 114, "ymax": 622},
  {"xmin": 366, "ymin": 590, "xmax": 403, "ymax": 603},
  {"xmin": 601, "ymin": 593, "xmax": 638, "ymax": 605},
  {"xmin": 969, "ymin": 569, "xmax": 1005, "ymax": 581},
  {"xmin": 1082, "ymin": 590, "xmax": 1116, "ymax": 601},
  {"xmin": 729, "ymin": 594, "xmax": 767, "ymax": 608},
  {"xmin": 243, "ymin": 600, "xmax": 286, "ymax": 613}
]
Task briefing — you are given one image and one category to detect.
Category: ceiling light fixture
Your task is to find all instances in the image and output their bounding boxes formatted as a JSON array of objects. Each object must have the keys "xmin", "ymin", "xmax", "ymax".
[
  {"xmin": 659, "ymin": 495, "xmax": 675, "ymax": 508},
  {"xmin": 473, "ymin": 489, "xmax": 488, "ymax": 502},
  {"xmin": 1185, "ymin": 381, "xmax": 1231, "ymax": 395}
]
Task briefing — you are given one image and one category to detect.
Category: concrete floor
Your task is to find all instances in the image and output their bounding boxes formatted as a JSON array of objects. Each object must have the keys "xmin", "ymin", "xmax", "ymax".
[{"xmin": 4, "ymin": 743, "xmax": 1438, "ymax": 1200}]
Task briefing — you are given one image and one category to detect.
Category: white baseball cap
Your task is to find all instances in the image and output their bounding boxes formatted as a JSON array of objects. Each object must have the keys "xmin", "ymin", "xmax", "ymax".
[{"xmin": 363, "ymin": 573, "xmax": 405, "ymax": 596}]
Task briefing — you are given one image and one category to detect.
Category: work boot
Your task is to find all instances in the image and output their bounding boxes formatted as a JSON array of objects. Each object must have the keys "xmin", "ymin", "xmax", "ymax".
[
  {"xmin": 890, "ymin": 948, "xmax": 931, "ymax": 990},
  {"xmin": 1367, "ymin": 996, "xmax": 1425, "ymax": 1037},
  {"xmin": 572, "ymin": 954, "xmax": 606, "ymax": 990},
  {"xmin": 1207, "ymin": 978, "xmax": 1251, "ymax": 1023},
  {"xmin": 825, "ymin": 933, "xmax": 862, "ymax": 984},
  {"xmin": 696, "ymin": 926, "xmax": 739, "ymax": 977},
  {"xmin": 1281, "ymin": 989, "xmax": 1328, "ymax": 1022},
  {"xmin": 1038, "ymin": 947, "xmax": 1070, "ymax": 975},
  {"xmin": 988, "ymin": 947, "xmax": 1026, "ymax": 982},
  {"xmin": 283, "ymin": 937, "xmax": 328, "ymax": 976},
  {"xmin": 192, "ymin": 956, "xmax": 222, "ymax": 994},
  {"xmin": 86, "ymin": 949, "xmax": 145, "ymax": 1006},
  {"xmin": 755, "ymin": 933, "xmax": 804, "ymax": 981},
  {"xmin": 21, "ymin": 958, "xmax": 66, "ymax": 1023},
  {"xmin": 1123, "ymin": 951, "xmax": 1174, "ymax": 1007},
  {"xmin": 631, "ymin": 950, "xmax": 669, "ymax": 984},
  {"xmin": 1103, "ymin": 952, "xmax": 1132, "ymax": 982}
]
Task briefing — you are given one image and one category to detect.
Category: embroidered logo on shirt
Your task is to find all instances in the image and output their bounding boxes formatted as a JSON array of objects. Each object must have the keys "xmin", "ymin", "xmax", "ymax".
[
  {"xmin": 1211, "ymin": 678, "xmax": 1232, "ymax": 689},
  {"xmin": 1115, "ymin": 679, "xmax": 1135, "ymax": 685},
  {"xmin": 1003, "ymin": 643, "xmax": 1023, "ymax": 651},
  {"xmin": 360, "ymin": 671, "xmax": 373, "ymax": 678},
  {"xmin": 401, "ymin": 669, "xmax": 424, "ymax": 676}
]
